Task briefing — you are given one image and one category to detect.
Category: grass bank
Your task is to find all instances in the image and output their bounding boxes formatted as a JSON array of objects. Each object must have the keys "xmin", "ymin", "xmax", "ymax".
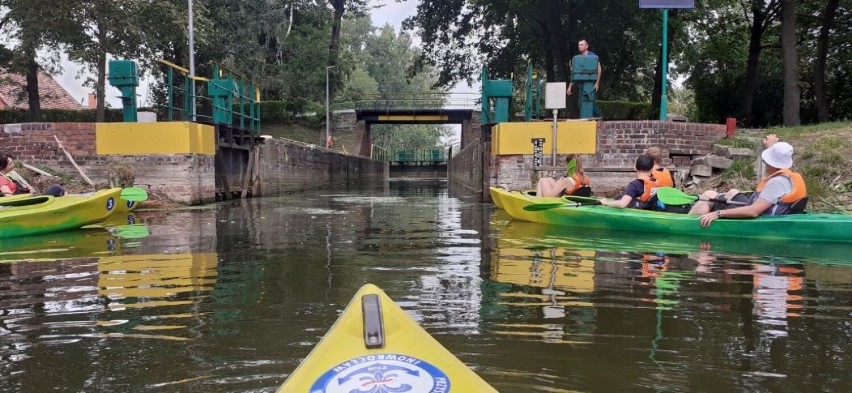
[{"xmin": 721, "ymin": 121, "xmax": 852, "ymax": 213}]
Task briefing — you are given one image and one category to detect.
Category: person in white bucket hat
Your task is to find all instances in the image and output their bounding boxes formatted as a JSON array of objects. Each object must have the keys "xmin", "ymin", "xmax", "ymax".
[{"xmin": 689, "ymin": 134, "xmax": 808, "ymax": 227}]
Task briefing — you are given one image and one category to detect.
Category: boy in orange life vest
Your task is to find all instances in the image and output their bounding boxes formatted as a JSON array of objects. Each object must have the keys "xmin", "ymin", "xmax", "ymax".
[
  {"xmin": 645, "ymin": 146, "xmax": 675, "ymax": 187},
  {"xmin": 535, "ymin": 154, "xmax": 592, "ymax": 197},
  {"xmin": 690, "ymin": 134, "xmax": 807, "ymax": 227},
  {"xmin": 600, "ymin": 155, "xmax": 656, "ymax": 209}
]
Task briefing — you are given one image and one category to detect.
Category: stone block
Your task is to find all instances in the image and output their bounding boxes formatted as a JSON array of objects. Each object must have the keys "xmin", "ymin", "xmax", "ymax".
[
  {"xmin": 703, "ymin": 155, "xmax": 733, "ymax": 169},
  {"xmin": 712, "ymin": 144, "xmax": 729, "ymax": 156},
  {"xmin": 690, "ymin": 164, "xmax": 713, "ymax": 177},
  {"xmin": 727, "ymin": 147, "xmax": 754, "ymax": 160}
]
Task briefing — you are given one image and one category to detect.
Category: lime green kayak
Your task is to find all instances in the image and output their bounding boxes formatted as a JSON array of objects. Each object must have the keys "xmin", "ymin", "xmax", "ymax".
[
  {"xmin": 279, "ymin": 284, "xmax": 497, "ymax": 392},
  {"xmin": 492, "ymin": 187, "xmax": 852, "ymax": 243},
  {"xmin": 0, "ymin": 188, "xmax": 122, "ymax": 238}
]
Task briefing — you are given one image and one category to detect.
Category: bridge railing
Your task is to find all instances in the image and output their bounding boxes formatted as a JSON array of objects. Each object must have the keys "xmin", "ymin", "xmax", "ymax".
[
  {"xmin": 371, "ymin": 145, "xmax": 389, "ymax": 162},
  {"xmin": 333, "ymin": 92, "xmax": 480, "ymax": 111},
  {"xmin": 391, "ymin": 148, "xmax": 448, "ymax": 163}
]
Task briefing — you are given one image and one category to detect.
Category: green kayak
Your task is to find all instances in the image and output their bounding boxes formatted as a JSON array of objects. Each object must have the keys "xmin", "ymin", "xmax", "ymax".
[{"xmin": 494, "ymin": 187, "xmax": 852, "ymax": 243}]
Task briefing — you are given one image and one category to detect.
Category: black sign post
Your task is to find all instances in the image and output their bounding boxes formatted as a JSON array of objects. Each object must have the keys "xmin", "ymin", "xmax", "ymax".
[
  {"xmin": 638, "ymin": 0, "xmax": 694, "ymax": 7},
  {"xmin": 531, "ymin": 138, "xmax": 545, "ymax": 167}
]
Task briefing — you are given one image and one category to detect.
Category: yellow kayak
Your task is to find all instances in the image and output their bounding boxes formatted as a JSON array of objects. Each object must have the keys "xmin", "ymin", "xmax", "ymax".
[
  {"xmin": 0, "ymin": 188, "xmax": 122, "ymax": 238},
  {"xmin": 278, "ymin": 284, "xmax": 497, "ymax": 392}
]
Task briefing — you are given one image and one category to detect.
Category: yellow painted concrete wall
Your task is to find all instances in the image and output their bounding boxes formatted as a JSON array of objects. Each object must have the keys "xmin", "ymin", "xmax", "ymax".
[
  {"xmin": 96, "ymin": 122, "xmax": 215, "ymax": 155},
  {"xmin": 492, "ymin": 120, "xmax": 597, "ymax": 155}
]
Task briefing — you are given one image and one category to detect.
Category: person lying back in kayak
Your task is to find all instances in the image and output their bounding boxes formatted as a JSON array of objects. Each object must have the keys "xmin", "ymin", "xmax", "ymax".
[
  {"xmin": 689, "ymin": 134, "xmax": 808, "ymax": 227},
  {"xmin": 645, "ymin": 146, "xmax": 675, "ymax": 187},
  {"xmin": 535, "ymin": 154, "xmax": 592, "ymax": 197},
  {"xmin": 600, "ymin": 155, "xmax": 657, "ymax": 209},
  {"xmin": 0, "ymin": 154, "xmax": 65, "ymax": 197}
]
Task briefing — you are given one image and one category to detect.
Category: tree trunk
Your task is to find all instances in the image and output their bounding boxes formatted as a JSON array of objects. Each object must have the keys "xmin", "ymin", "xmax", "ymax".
[
  {"xmin": 780, "ymin": 0, "xmax": 800, "ymax": 126},
  {"xmin": 25, "ymin": 48, "xmax": 41, "ymax": 122},
  {"xmin": 543, "ymin": 0, "xmax": 569, "ymax": 83},
  {"xmin": 96, "ymin": 24, "xmax": 107, "ymax": 122},
  {"xmin": 740, "ymin": 0, "xmax": 766, "ymax": 127},
  {"xmin": 814, "ymin": 0, "xmax": 839, "ymax": 123},
  {"xmin": 328, "ymin": 0, "xmax": 344, "ymax": 104}
]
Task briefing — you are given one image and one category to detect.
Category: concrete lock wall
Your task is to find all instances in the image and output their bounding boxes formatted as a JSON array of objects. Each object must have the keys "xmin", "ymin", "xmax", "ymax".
[{"xmin": 257, "ymin": 139, "xmax": 386, "ymax": 194}]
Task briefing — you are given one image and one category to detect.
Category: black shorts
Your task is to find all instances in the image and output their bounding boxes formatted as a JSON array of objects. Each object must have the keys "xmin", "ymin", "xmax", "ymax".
[{"xmin": 711, "ymin": 192, "xmax": 750, "ymax": 211}]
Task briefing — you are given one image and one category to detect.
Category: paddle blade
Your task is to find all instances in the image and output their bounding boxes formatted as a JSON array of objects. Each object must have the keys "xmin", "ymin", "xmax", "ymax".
[
  {"xmin": 565, "ymin": 158, "xmax": 577, "ymax": 177},
  {"xmin": 564, "ymin": 195, "xmax": 601, "ymax": 205},
  {"xmin": 656, "ymin": 187, "xmax": 697, "ymax": 206},
  {"xmin": 120, "ymin": 187, "xmax": 149, "ymax": 202},
  {"xmin": 523, "ymin": 203, "xmax": 568, "ymax": 211}
]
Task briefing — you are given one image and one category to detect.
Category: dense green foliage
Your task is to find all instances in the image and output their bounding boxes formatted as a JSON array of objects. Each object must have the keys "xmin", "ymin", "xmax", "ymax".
[{"xmin": 1, "ymin": 0, "xmax": 849, "ymax": 131}]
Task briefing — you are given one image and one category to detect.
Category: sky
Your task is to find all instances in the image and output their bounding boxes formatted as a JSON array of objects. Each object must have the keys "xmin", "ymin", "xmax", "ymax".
[{"xmin": 50, "ymin": 0, "xmax": 477, "ymax": 109}]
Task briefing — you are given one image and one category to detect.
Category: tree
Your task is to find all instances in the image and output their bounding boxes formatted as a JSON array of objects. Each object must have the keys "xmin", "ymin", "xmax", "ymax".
[
  {"xmin": 327, "ymin": 0, "xmax": 368, "ymax": 104},
  {"xmin": 0, "ymin": 0, "xmax": 75, "ymax": 120},
  {"xmin": 813, "ymin": 0, "xmax": 840, "ymax": 122},
  {"xmin": 780, "ymin": 0, "xmax": 800, "ymax": 126},
  {"xmin": 739, "ymin": 0, "xmax": 780, "ymax": 126},
  {"xmin": 404, "ymin": 0, "xmax": 662, "ymax": 104}
]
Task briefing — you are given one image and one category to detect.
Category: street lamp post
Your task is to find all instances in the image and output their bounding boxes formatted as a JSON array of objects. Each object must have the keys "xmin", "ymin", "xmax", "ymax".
[
  {"xmin": 325, "ymin": 65, "xmax": 336, "ymax": 148},
  {"xmin": 188, "ymin": 0, "xmax": 196, "ymax": 121}
]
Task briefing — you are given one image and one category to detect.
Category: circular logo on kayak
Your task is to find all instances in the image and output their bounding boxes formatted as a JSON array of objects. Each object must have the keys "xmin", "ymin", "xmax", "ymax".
[
  {"xmin": 106, "ymin": 197, "xmax": 115, "ymax": 211},
  {"xmin": 309, "ymin": 353, "xmax": 450, "ymax": 393}
]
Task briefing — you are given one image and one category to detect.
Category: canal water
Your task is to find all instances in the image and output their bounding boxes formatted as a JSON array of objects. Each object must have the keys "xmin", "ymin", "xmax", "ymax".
[{"xmin": 1, "ymin": 180, "xmax": 851, "ymax": 392}]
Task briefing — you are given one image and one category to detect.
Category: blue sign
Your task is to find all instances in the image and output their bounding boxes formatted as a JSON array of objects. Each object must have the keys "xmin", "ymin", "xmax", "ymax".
[{"xmin": 639, "ymin": 0, "xmax": 695, "ymax": 8}]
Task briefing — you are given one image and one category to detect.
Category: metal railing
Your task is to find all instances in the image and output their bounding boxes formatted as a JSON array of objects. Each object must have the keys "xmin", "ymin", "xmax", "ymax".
[
  {"xmin": 211, "ymin": 64, "xmax": 261, "ymax": 132},
  {"xmin": 390, "ymin": 148, "xmax": 448, "ymax": 163},
  {"xmin": 154, "ymin": 60, "xmax": 261, "ymax": 133},
  {"xmin": 156, "ymin": 59, "xmax": 213, "ymax": 122}
]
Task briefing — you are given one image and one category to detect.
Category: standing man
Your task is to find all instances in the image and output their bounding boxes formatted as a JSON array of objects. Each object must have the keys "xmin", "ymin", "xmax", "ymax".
[{"xmin": 567, "ymin": 39, "xmax": 602, "ymax": 96}]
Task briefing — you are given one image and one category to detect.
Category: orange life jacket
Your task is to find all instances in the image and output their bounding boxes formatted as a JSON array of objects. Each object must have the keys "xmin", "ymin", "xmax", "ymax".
[
  {"xmin": 565, "ymin": 173, "xmax": 591, "ymax": 195},
  {"xmin": 636, "ymin": 177, "xmax": 657, "ymax": 203},
  {"xmin": 755, "ymin": 168, "xmax": 807, "ymax": 203},
  {"xmin": 652, "ymin": 167, "xmax": 674, "ymax": 188}
]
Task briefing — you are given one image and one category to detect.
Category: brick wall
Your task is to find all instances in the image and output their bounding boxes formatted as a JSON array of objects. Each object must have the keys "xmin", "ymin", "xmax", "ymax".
[
  {"xmin": 586, "ymin": 120, "xmax": 726, "ymax": 168},
  {"xmin": 0, "ymin": 122, "xmax": 216, "ymax": 204},
  {"xmin": 258, "ymin": 138, "xmax": 385, "ymax": 194}
]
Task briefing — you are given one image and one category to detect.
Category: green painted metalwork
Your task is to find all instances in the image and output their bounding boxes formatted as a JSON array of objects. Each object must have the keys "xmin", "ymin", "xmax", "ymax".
[
  {"xmin": 152, "ymin": 60, "xmax": 260, "ymax": 132},
  {"xmin": 107, "ymin": 60, "xmax": 139, "ymax": 122},
  {"xmin": 211, "ymin": 65, "xmax": 261, "ymax": 133},
  {"xmin": 390, "ymin": 149, "xmax": 448, "ymax": 163},
  {"xmin": 155, "ymin": 59, "xmax": 211, "ymax": 123},
  {"xmin": 523, "ymin": 63, "xmax": 543, "ymax": 122},
  {"xmin": 480, "ymin": 66, "xmax": 513, "ymax": 124}
]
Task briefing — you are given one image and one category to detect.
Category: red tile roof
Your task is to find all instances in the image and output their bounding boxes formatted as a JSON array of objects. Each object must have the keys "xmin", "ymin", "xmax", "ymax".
[{"xmin": 0, "ymin": 68, "xmax": 83, "ymax": 110}]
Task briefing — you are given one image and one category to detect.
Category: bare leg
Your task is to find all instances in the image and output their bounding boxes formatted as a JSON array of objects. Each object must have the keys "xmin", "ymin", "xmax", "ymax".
[
  {"xmin": 688, "ymin": 190, "xmax": 721, "ymax": 215},
  {"xmin": 536, "ymin": 177, "xmax": 557, "ymax": 197}
]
